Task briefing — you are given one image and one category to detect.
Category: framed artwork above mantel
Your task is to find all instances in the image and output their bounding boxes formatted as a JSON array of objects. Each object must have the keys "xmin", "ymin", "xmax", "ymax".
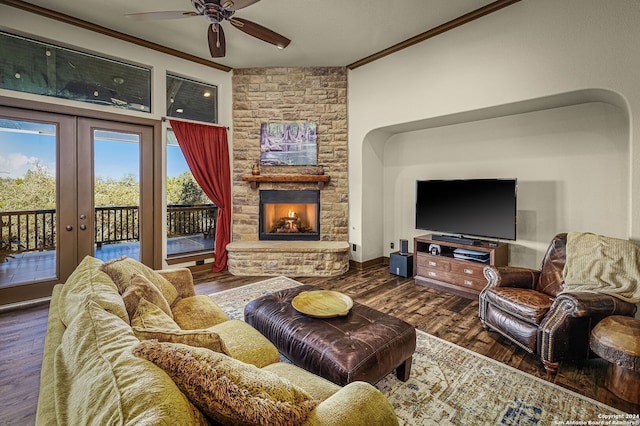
[{"xmin": 260, "ymin": 122, "xmax": 317, "ymax": 166}]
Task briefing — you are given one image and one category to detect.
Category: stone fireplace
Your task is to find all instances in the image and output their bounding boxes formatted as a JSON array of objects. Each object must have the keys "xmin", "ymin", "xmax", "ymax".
[
  {"xmin": 259, "ymin": 190, "xmax": 320, "ymax": 241},
  {"xmin": 228, "ymin": 66, "xmax": 349, "ymax": 276}
]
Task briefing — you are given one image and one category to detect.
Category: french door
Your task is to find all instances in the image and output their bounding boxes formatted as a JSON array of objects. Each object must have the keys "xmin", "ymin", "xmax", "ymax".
[{"xmin": 0, "ymin": 106, "xmax": 158, "ymax": 306}]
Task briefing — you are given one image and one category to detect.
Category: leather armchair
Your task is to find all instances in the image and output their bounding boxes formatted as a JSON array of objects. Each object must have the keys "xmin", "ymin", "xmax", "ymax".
[{"xmin": 479, "ymin": 233, "xmax": 637, "ymax": 374}]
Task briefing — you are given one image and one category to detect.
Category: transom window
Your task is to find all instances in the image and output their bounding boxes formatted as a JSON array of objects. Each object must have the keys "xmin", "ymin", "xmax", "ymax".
[
  {"xmin": 0, "ymin": 31, "xmax": 151, "ymax": 113},
  {"xmin": 166, "ymin": 74, "xmax": 218, "ymax": 124}
]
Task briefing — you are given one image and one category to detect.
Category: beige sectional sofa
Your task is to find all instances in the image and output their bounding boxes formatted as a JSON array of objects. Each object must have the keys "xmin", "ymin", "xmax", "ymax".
[{"xmin": 36, "ymin": 255, "xmax": 398, "ymax": 425}]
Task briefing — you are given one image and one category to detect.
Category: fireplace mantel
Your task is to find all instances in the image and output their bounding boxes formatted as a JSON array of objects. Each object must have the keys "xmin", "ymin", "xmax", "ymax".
[{"xmin": 242, "ymin": 174, "xmax": 331, "ymax": 189}]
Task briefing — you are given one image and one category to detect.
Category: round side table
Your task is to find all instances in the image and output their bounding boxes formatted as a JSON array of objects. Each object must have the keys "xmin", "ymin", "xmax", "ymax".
[{"xmin": 590, "ymin": 315, "xmax": 640, "ymax": 404}]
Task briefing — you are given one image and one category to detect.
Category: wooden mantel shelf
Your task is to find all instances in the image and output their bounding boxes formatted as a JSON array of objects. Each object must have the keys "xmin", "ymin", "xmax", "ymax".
[{"xmin": 242, "ymin": 174, "xmax": 331, "ymax": 189}]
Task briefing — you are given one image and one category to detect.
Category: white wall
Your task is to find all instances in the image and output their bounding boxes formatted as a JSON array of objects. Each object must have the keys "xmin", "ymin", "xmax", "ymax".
[
  {"xmin": 0, "ymin": 5, "xmax": 233, "ymax": 267},
  {"xmin": 348, "ymin": 0, "xmax": 640, "ymax": 267},
  {"xmin": 383, "ymin": 102, "xmax": 628, "ymax": 268}
]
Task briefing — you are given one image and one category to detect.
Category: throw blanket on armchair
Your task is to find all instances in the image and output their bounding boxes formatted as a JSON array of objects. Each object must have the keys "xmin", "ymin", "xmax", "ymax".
[{"xmin": 562, "ymin": 232, "xmax": 640, "ymax": 303}]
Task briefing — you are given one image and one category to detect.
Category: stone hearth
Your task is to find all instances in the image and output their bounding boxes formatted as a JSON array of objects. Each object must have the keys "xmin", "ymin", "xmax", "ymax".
[{"xmin": 227, "ymin": 241, "xmax": 350, "ymax": 277}]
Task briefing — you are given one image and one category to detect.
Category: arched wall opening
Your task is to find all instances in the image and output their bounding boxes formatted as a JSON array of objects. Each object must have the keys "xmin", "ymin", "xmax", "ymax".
[{"xmin": 361, "ymin": 89, "xmax": 630, "ymax": 268}]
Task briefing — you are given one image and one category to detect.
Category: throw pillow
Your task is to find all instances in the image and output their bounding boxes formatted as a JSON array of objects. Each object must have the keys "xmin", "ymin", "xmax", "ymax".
[
  {"xmin": 171, "ymin": 295, "xmax": 229, "ymax": 330},
  {"xmin": 131, "ymin": 298, "xmax": 181, "ymax": 331},
  {"xmin": 133, "ymin": 340, "xmax": 319, "ymax": 426},
  {"xmin": 100, "ymin": 256, "xmax": 180, "ymax": 305},
  {"xmin": 132, "ymin": 327, "xmax": 226, "ymax": 354},
  {"xmin": 122, "ymin": 274, "xmax": 173, "ymax": 321}
]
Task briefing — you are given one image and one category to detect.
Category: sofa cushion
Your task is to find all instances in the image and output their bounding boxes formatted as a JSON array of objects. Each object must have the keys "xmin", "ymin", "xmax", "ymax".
[
  {"xmin": 134, "ymin": 340, "xmax": 320, "ymax": 426},
  {"xmin": 132, "ymin": 326, "xmax": 226, "ymax": 354},
  {"xmin": 58, "ymin": 255, "xmax": 128, "ymax": 326},
  {"xmin": 54, "ymin": 299, "xmax": 208, "ymax": 425},
  {"xmin": 122, "ymin": 274, "xmax": 173, "ymax": 321},
  {"xmin": 172, "ymin": 294, "xmax": 229, "ymax": 329},
  {"xmin": 209, "ymin": 319, "xmax": 280, "ymax": 368},
  {"xmin": 100, "ymin": 256, "xmax": 180, "ymax": 306},
  {"xmin": 262, "ymin": 362, "xmax": 341, "ymax": 401},
  {"xmin": 131, "ymin": 298, "xmax": 181, "ymax": 330}
]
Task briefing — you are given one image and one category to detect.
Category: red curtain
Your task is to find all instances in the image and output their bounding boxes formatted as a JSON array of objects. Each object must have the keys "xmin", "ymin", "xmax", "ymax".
[{"xmin": 170, "ymin": 120, "xmax": 231, "ymax": 272}]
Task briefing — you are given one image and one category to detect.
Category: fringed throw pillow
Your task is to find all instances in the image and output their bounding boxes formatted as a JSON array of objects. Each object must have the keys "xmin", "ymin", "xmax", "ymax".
[
  {"xmin": 133, "ymin": 340, "xmax": 319, "ymax": 426},
  {"xmin": 132, "ymin": 327, "xmax": 226, "ymax": 354}
]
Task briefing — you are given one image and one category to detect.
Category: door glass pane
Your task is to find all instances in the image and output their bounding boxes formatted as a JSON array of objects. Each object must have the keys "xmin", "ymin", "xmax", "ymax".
[
  {"xmin": 93, "ymin": 130, "xmax": 141, "ymax": 261},
  {"xmin": 0, "ymin": 118, "xmax": 57, "ymax": 287},
  {"xmin": 166, "ymin": 129, "xmax": 215, "ymax": 257}
]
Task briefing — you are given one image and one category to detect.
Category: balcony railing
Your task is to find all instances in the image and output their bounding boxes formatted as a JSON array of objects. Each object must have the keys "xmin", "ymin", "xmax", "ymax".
[{"xmin": 0, "ymin": 204, "xmax": 217, "ymax": 253}]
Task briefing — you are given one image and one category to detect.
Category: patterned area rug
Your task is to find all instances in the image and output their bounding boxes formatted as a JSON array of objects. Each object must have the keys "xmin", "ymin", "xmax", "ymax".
[{"xmin": 209, "ymin": 276, "xmax": 624, "ymax": 425}]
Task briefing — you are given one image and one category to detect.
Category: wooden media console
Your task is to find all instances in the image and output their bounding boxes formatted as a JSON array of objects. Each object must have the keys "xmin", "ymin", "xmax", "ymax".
[{"xmin": 413, "ymin": 234, "xmax": 508, "ymax": 299}]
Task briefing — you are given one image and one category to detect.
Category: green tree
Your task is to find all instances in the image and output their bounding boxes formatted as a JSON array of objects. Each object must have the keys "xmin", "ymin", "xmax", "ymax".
[
  {"xmin": 0, "ymin": 162, "xmax": 56, "ymax": 211},
  {"xmin": 1, "ymin": 167, "xmax": 209, "ymax": 212},
  {"xmin": 94, "ymin": 174, "xmax": 140, "ymax": 207},
  {"xmin": 167, "ymin": 172, "xmax": 210, "ymax": 205}
]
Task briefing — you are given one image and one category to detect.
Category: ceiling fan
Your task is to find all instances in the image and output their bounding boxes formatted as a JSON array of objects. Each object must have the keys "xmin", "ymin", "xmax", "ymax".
[{"xmin": 126, "ymin": 0, "xmax": 291, "ymax": 58}]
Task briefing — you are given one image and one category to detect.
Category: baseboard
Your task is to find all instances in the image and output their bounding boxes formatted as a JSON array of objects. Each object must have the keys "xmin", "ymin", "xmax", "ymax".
[
  {"xmin": 187, "ymin": 262, "xmax": 215, "ymax": 273},
  {"xmin": 166, "ymin": 252, "xmax": 213, "ymax": 265},
  {"xmin": 349, "ymin": 256, "xmax": 386, "ymax": 270},
  {"xmin": 0, "ymin": 296, "xmax": 50, "ymax": 314}
]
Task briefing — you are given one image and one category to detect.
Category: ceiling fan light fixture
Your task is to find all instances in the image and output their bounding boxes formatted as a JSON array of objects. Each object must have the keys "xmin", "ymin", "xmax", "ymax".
[{"xmin": 131, "ymin": 0, "xmax": 289, "ymax": 58}]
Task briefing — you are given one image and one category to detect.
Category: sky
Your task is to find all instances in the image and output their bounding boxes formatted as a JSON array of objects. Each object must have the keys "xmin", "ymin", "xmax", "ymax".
[{"xmin": 0, "ymin": 120, "xmax": 189, "ymax": 180}]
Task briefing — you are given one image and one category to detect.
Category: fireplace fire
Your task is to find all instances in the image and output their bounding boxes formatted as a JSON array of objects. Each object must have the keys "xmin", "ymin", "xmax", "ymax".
[{"xmin": 259, "ymin": 190, "xmax": 320, "ymax": 241}]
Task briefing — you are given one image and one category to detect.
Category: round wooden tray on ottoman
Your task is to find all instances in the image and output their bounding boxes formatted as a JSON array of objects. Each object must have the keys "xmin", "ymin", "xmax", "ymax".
[
  {"xmin": 291, "ymin": 290, "xmax": 353, "ymax": 318},
  {"xmin": 590, "ymin": 315, "xmax": 640, "ymax": 404},
  {"xmin": 244, "ymin": 284, "xmax": 417, "ymax": 386}
]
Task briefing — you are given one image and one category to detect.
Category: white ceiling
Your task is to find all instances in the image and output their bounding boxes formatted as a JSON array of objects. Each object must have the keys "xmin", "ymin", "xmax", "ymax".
[{"xmin": 12, "ymin": 0, "xmax": 497, "ymax": 69}]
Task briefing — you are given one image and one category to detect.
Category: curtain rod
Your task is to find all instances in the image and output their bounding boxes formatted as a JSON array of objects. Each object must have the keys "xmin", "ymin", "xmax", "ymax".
[{"xmin": 162, "ymin": 116, "xmax": 229, "ymax": 130}]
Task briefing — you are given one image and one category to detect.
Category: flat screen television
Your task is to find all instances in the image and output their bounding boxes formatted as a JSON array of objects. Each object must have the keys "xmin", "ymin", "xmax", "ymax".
[{"xmin": 415, "ymin": 178, "xmax": 517, "ymax": 242}]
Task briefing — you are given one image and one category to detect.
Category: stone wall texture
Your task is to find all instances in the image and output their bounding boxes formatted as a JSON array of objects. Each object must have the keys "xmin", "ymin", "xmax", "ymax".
[
  {"xmin": 226, "ymin": 241, "xmax": 350, "ymax": 277},
  {"xmin": 231, "ymin": 67, "xmax": 349, "ymax": 242}
]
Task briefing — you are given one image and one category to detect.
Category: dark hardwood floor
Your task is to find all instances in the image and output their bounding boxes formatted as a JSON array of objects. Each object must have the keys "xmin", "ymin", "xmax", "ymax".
[{"xmin": 1, "ymin": 264, "xmax": 638, "ymax": 425}]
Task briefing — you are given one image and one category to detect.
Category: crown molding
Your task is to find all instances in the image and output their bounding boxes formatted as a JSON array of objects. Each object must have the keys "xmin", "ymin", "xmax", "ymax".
[{"xmin": 347, "ymin": 0, "xmax": 521, "ymax": 70}]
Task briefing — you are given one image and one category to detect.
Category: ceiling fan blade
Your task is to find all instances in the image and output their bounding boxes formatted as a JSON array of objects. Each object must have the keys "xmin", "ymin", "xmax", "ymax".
[
  {"xmin": 230, "ymin": 17, "xmax": 290, "ymax": 49},
  {"xmin": 207, "ymin": 23, "xmax": 226, "ymax": 58},
  {"xmin": 125, "ymin": 11, "xmax": 199, "ymax": 21}
]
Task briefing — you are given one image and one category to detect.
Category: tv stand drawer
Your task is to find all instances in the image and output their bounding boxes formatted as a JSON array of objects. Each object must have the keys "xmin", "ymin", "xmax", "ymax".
[
  {"xmin": 421, "ymin": 269, "xmax": 486, "ymax": 291},
  {"xmin": 413, "ymin": 235, "xmax": 508, "ymax": 299},
  {"xmin": 449, "ymin": 261, "xmax": 484, "ymax": 278},
  {"xmin": 417, "ymin": 254, "xmax": 451, "ymax": 272}
]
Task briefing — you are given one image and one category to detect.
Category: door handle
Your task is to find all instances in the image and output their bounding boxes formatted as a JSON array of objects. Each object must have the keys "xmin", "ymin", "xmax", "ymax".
[
  {"xmin": 66, "ymin": 225, "xmax": 73, "ymax": 231},
  {"xmin": 79, "ymin": 224, "xmax": 87, "ymax": 230}
]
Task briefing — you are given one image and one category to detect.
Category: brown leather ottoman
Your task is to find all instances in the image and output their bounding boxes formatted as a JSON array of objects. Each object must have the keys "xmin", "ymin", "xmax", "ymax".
[{"xmin": 244, "ymin": 285, "xmax": 417, "ymax": 386}]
